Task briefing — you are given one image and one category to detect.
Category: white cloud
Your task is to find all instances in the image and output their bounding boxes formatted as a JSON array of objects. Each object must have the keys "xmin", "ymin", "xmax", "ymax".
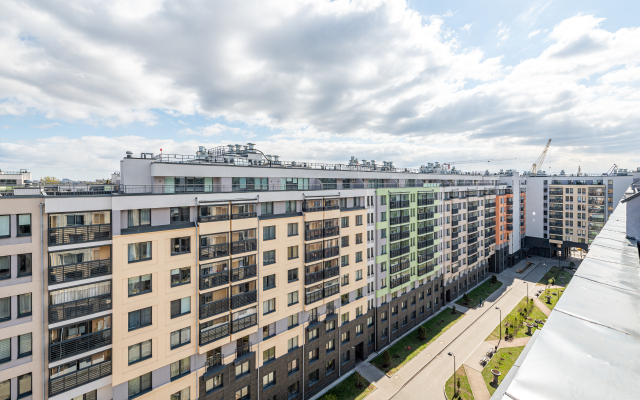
[
  {"xmin": 178, "ymin": 123, "xmax": 255, "ymax": 138},
  {"xmin": 497, "ymin": 22, "xmax": 510, "ymax": 44},
  {"xmin": 461, "ymin": 23, "xmax": 472, "ymax": 32},
  {"xmin": 443, "ymin": 10, "xmax": 455, "ymax": 18},
  {"xmin": 528, "ymin": 29, "xmax": 541, "ymax": 38},
  {"xmin": 30, "ymin": 122, "xmax": 61, "ymax": 129}
]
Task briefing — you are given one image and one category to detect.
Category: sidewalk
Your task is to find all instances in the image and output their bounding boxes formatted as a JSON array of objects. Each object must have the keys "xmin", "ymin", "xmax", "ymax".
[
  {"xmin": 532, "ymin": 296, "xmax": 551, "ymax": 317},
  {"xmin": 464, "ymin": 365, "xmax": 490, "ymax": 400}
]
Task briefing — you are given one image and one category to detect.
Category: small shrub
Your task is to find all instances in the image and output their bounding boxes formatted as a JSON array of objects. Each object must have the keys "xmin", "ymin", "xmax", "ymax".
[
  {"xmin": 418, "ymin": 326, "xmax": 427, "ymax": 341},
  {"xmin": 463, "ymin": 293, "xmax": 471, "ymax": 304},
  {"xmin": 355, "ymin": 373, "xmax": 365, "ymax": 388},
  {"xmin": 491, "ymin": 275, "xmax": 498, "ymax": 284},
  {"xmin": 452, "ymin": 306, "xmax": 457, "ymax": 314},
  {"xmin": 323, "ymin": 394, "xmax": 338, "ymax": 400},
  {"xmin": 382, "ymin": 350, "xmax": 391, "ymax": 367}
]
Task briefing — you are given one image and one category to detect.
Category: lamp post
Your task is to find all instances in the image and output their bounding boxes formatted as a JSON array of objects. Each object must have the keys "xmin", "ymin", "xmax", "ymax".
[
  {"xmin": 496, "ymin": 306, "xmax": 502, "ymax": 348},
  {"xmin": 448, "ymin": 352, "xmax": 456, "ymax": 396}
]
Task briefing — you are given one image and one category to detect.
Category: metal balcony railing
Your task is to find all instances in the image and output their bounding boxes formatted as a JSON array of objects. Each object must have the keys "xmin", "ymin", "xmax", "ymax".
[
  {"xmin": 49, "ymin": 293, "xmax": 112, "ymax": 323},
  {"xmin": 485, "ymin": 221, "xmax": 496, "ymax": 228},
  {"xmin": 549, "ymin": 199, "xmax": 563, "ymax": 203},
  {"xmin": 49, "ymin": 360, "xmax": 112, "ymax": 397},
  {"xmin": 324, "ymin": 266, "xmax": 339, "ymax": 279},
  {"xmin": 390, "ymin": 246, "xmax": 410, "ymax": 258},
  {"xmin": 305, "ymin": 270, "xmax": 324, "ymax": 285},
  {"xmin": 231, "ymin": 265, "xmax": 257, "ymax": 282},
  {"xmin": 231, "ymin": 212, "xmax": 257, "ymax": 219},
  {"xmin": 199, "ymin": 214, "xmax": 229, "ymax": 222},
  {"xmin": 452, "ymin": 244, "xmax": 459, "ymax": 251},
  {"xmin": 468, "ymin": 237, "xmax": 478, "ymax": 244},
  {"xmin": 468, "ymin": 226, "xmax": 478, "ymax": 234},
  {"xmin": 390, "ymin": 231, "xmax": 410, "ymax": 242},
  {"xmin": 468, "ymin": 216, "xmax": 478, "ymax": 222},
  {"xmin": 485, "ymin": 212, "xmax": 496, "ymax": 218},
  {"xmin": 323, "ymin": 226, "xmax": 339, "ymax": 238},
  {"xmin": 199, "ymin": 243, "xmax": 229, "ymax": 261},
  {"xmin": 200, "ymin": 323, "xmax": 229, "ymax": 346},
  {"xmin": 200, "ymin": 298, "xmax": 229, "ymax": 319},
  {"xmin": 324, "ymin": 246, "xmax": 339, "ymax": 259},
  {"xmin": 205, "ymin": 353, "xmax": 223, "ymax": 372},
  {"xmin": 418, "ymin": 212, "xmax": 434, "ymax": 221},
  {"xmin": 236, "ymin": 342, "xmax": 252, "ymax": 358},
  {"xmin": 486, "ymin": 229, "xmax": 496, "ymax": 237},
  {"xmin": 390, "ymin": 200, "xmax": 410, "ymax": 209},
  {"xmin": 390, "ymin": 260, "xmax": 410, "ymax": 275},
  {"xmin": 417, "ymin": 252, "xmax": 434, "ymax": 264},
  {"xmin": 417, "ymin": 198, "xmax": 435, "ymax": 206},
  {"xmin": 231, "ymin": 314, "xmax": 257, "ymax": 333},
  {"xmin": 417, "ymin": 239, "xmax": 434, "ymax": 249},
  {"xmin": 452, "ymin": 266, "xmax": 459, "ymax": 274},
  {"xmin": 200, "ymin": 271, "xmax": 229, "ymax": 290},
  {"xmin": 452, "ymin": 232, "xmax": 459, "ymax": 239},
  {"xmin": 506, "ymin": 224, "xmax": 513, "ymax": 231},
  {"xmin": 390, "ymin": 274, "xmax": 410, "ymax": 289},
  {"xmin": 48, "ymin": 224, "xmax": 111, "ymax": 246},
  {"xmin": 468, "ymin": 256, "xmax": 479, "ymax": 264},
  {"xmin": 468, "ymin": 205, "xmax": 478, "ymax": 211},
  {"xmin": 49, "ymin": 329, "xmax": 112, "ymax": 362},
  {"xmin": 452, "ymin": 220, "xmax": 459, "ymax": 226},
  {"xmin": 231, "ymin": 291, "xmax": 257, "ymax": 309},
  {"xmin": 390, "ymin": 215, "xmax": 410, "ymax": 226},
  {"xmin": 305, "ymin": 229, "xmax": 322, "ymax": 241},
  {"xmin": 323, "ymin": 284, "xmax": 339, "ymax": 298},
  {"xmin": 468, "ymin": 247, "xmax": 478, "ymax": 255},
  {"xmin": 305, "ymin": 250, "xmax": 323, "ymax": 263},
  {"xmin": 485, "ymin": 202, "xmax": 496, "ymax": 208},
  {"xmin": 306, "ymin": 291, "xmax": 323, "ymax": 305},
  {"xmin": 452, "ymin": 255, "xmax": 459, "ymax": 262},
  {"xmin": 506, "ymin": 209, "xmax": 513, "ymax": 215},
  {"xmin": 48, "ymin": 259, "xmax": 112, "ymax": 285},
  {"xmin": 452, "ymin": 208, "xmax": 459, "ymax": 214},
  {"xmin": 231, "ymin": 239, "xmax": 257, "ymax": 254},
  {"xmin": 418, "ymin": 225, "xmax": 435, "ymax": 235}
]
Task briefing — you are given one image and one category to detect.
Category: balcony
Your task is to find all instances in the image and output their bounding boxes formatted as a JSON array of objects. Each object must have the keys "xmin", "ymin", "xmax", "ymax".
[
  {"xmin": 324, "ymin": 284, "xmax": 339, "ymax": 298},
  {"xmin": 305, "ymin": 229, "xmax": 323, "ymax": 241},
  {"xmin": 451, "ymin": 266, "xmax": 459, "ymax": 274},
  {"xmin": 390, "ymin": 246, "xmax": 410, "ymax": 259},
  {"xmin": 231, "ymin": 265, "xmax": 257, "ymax": 282},
  {"xmin": 205, "ymin": 353, "xmax": 223, "ymax": 372},
  {"xmin": 417, "ymin": 198, "xmax": 435, "ymax": 206},
  {"xmin": 418, "ymin": 212, "xmax": 434, "ymax": 221},
  {"xmin": 323, "ymin": 226, "xmax": 339, "ymax": 238},
  {"xmin": 48, "ymin": 259, "xmax": 112, "ymax": 285},
  {"xmin": 49, "ymin": 293, "xmax": 112, "ymax": 323},
  {"xmin": 452, "ymin": 243, "xmax": 459, "ymax": 251},
  {"xmin": 390, "ymin": 200, "xmax": 410, "ymax": 209},
  {"xmin": 49, "ymin": 360, "xmax": 112, "ymax": 397},
  {"xmin": 485, "ymin": 238, "xmax": 495, "ymax": 247},
  {"xmin": 468, "ymin": 205, "xmax": 478, "ymax": 211},
  {"xmin": 468, "ymin": 255, "xmax": 478, "ymax": 264},
  {"xmin": 232, "ymin": 314, "xmax": 257, "ymax": 333},
  {"xmin": 231, "ymin": 211, "xmax": 257, "ymax": 219},
  {"xmin": 200, "ymin": 298, "xmax": 229, "ymax": 319},
  {"xmin": 549, "ymin": 190, "xmax": 563, "ymax": 195},
  {"xmin": 506, "ymin": 208, "xmax": 513, "ymax": 215},
  {"xmin": 199, "ymin": 214, "xmax": 229, "ymax": 223},
  {"xmin": 418, "ymin": 252, "xmax": 435, "ymax": 264},
  {"xmin": 231, "ymin": 239, "xmax": 257, "ymax": 255},
  {"xmin": 48, "ymin": 224, "xmax": 111, "ymax": 246},
  {"xmin": 485, "ymin": 212, "xmax": 496, "ymax": 218},
  {"xmin": 199, "ymin": 244, "xmax": 229, "ymax": 261},
  {"xmin": 485, "ymin": 202, "xmax": 496, "ymax": 208},
  {"xmin": 236, "ymin": 342, "xmax": 253, "ymax": 359},
  {"xmin": 324, "ymin": 266, "xmax": 339, "ymax": 279},
  {"xmin": 485, "ymin": 221, "xmax": 496, "ymax": 228},
  {"xmin": 306, "ymin": 291, "xmax": 323, "ymax": 305},
  {"xmin": 200, "ymin": 324, "xmax": 230, "ymax": 345},
  {"xmin": 418, "ymin": 225, "xmax": 434, "ymax": 235},
  {"xmin": 549, "ymin": 198, "xmax": 563, "ymax": 203},
  {"xmin": 324, "ymin": 246, "xmax": 339, "ymax": 259},
  {"xmin": 390, "ymin": 274, "xmax": 410, "ymax": 289},
  {"xmin": 390, "ymin": 260, "xmax": 410, "ymax": 275},
  {"xmin": 506, "ymin": 218, "xmax": 514, "ymax": 224},
  {"xmin": 305, "ymin": 250, "xmax": 323, "ymax": 263},
  {"xmin": 200, "ymin": 271, "xmax": 229, "ymax": 290},
  {"xmin": 451, "ymin": 232, "xmax": 459, "ymax": 238},
  {"xmin": 417, "ymin": 264, "xmax": 435, "ymax": 277},
  {"xmin": 49, "ymin": 329, "xmax": 112, "ymax": 362},
  {"xmin": 468, "ymin": 247, "xmax": 478, "ymax": 255},
  {"xmin": 418, "ymin": 239, "xmax": 434, "ymax": 249},
  {"xmin": 468, "ymin": 237, "xmax": 478, "ymax": 244},
  {"xmin": 468, "ymin": 226, "xmax": 478, "ymax": 234},
  {"xmin": 468, "ymin": 216, "xmax": 478, "ymax": 222},
  {"xmin": 390, "ymin": 231, "xmax": 410, "ymax": 242},
  {"xmin": 506, "ymin": 224, "xmax": 513, "ymax": 231},
  {"xmin": 452, "ymin": 208, "xmax": 459, "ymax": 214},
  {"xmin": 390, "ymin": 215, "xmax": 410, "ymax": 226},
  {"xmin": 305, "ymin": 270, "xmax": 324, "ymax": 285},
  {"xmin": 452, "ymin": 220, "xmax": 459, "ymax": 226},
  {"xmin": 231, "ymin": 291, "xmax": 257, "ymax": 309},
  {"xmin": 549, "ymin": 221, "xmax": 563, "ymax": 227},
  {"xmin": 452, "ymin": 255, "xmax": 459, "ymax": 262},
  {"xmin": 486, "ymin": 229, "xmax": 496, "ymax": 237}
]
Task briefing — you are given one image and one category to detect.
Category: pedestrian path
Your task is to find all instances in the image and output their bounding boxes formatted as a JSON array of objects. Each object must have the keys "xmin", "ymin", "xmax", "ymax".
[
  {"xmin": 464, "ymin": 364, "xmax": 490, "ymax": 400},
  {"xmin": 356, "ymin": 361, "xmax": 386, "ymax": 384},
  {"xmin": 485, "ymin": 336, "xmax": 531, "ymax": 349},
  {"xmin": 532, "ymin": 296, "xmax": 552, "ymax": 317}
]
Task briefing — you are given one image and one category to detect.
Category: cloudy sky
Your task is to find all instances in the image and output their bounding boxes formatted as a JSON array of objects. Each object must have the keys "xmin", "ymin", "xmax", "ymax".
[{"xmin": 1, "ymin": 0, "xmax": 638, "ymax": 180}]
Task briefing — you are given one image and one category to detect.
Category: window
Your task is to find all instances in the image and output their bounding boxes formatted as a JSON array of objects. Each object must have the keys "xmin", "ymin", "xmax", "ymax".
[
  {"xmin": 0, "ymin": 380, "xmax": 7, "ymax": 400},
  {"xmin": 309, "ymin": 369, "xmax": 319, "ymax": 386},
  {"xmin": 309, "ymin": 348, "xmax": 319, "ymax": 361},
  {"xmin": 356, "ymin": 215, "xmax": 363, "ymax": 226},
  {"xmin": 356, "ymin": 324, "xmax": 363, "ymax": 336},
  {"xmin": 285, "ymin": 200, "xmax": 296, "ymax": 213},
  {"xmin": 171, "ymin": 387, "xmax": 190, "ymax": 400},
  {"xmin": 0, "ymin": 256, "xmax": 8, "ymax": 280},
  {"xmin": 326, "ymin": 359, "xmax": 336, "ymax": 375},
  {"xmin": 341, "ymin": 331, "xmax": 350, "ymax": 343},
  {"xmin": 356, "ymin": 269, "xmax": 363, "ymax": 281},
  {"xmin": 17, "ymin": 253, "xmax": 32, "ymax": 277},
  {"xmin": 342, "ymin": 350, "xmax": 350, "ymax": 364},
  {"xmin": 18, "ymin": 293, "xmax": 31, "ymax": 318},
  {"xmin": 287, "ymin": 291, "xmax": 299, "ymax": 306},
  {"xmin": 263, "ymin": 226, "xmax": 276, "ymax": 240},
  {"xmin": 341, "ymin": 274, "xmax": 349, "ymax": 287},
  {"xmin": 288, "ymin": 336, "xmax": 298, "ymax": 351},
  {"xmin": 0, "ymin": 298, "xmax": 9, "ymax": 322},
  {"xmin": 392, "ymin": 306, "xmax": 398, "ymax": 315},
  {"xmin": 288, "ymin": 313, "xmax": 299, "ymax": 328},
  {"xmin": 128, "ymin": 372, "xmax": 152, "ymax": 398},
  {"xmin": 367, "ymin": 316, "xmax": 374, "ymax": 327},
  {"xmin": 261, "ymin": 202, "xmax": 274, "ymax": 215},
  {"xmin": 17, "ymin": 373, "xmax": 31, "ymax": 398},
  {"xmin": 128, "ymin": 274, "xmax": 152, "ymax": 296},
  {"xmin": 288, "ymin": 382, "xmax": 300, "ymax": 397},
  {"xmin": 263, "ymin": 371, "xmax": 276, "ymax": 388},
  {"xmin": 286, "ymin": 224, "xmax": 299, "ymax": 239},
  {"xmin": 128, "ymin": 242, "xmax": 152, "ymax": 263},
  {"xmin": 287, "ymin": 245, "xmax": 299, "ymax": 260},
  {"xmin": 236, "ymin": 360, "xmax": 250, "ymax": 377},
  {"xmin": 262, "ymin": 323, "xmax": 276, "ymax": 339},
  {"xmin": 341, "ymin": 255, "xmax": 349, "ymax": 267},
  {"xmin": 171, "ymin": 237, "xmax": 191, "ymax": 255},
  {"xmin": 236, "ymin": 385, "xmax": 250, "ymax": 400},
  {"xmin": 0, "ymin": 215, "xmax": 9, "ymax": 238},
  {"xmin": 263, "ymin": 250, "xmax": 276, "ymax": 265},
  {"xmin": 326, "ymin": 339, "xmax": 335, "ymax": 352},
  {"xmin": 170, "ymin": 327, "xmax": 190, "ymax": 349},
  {"xmin": 170, "ymin": 207, "xmax": 190, "ymax": 223},
  {"xmin": 263, "ymin": 298, "xmax": 276, "ymax": 315},
  {"xmin": 171, "ymin": 267, "xmax": 191, "ymax": 286},
  {"xmin": 0, "ymin": 338, "xmax": 9, "ymax": 363},
  {"xmin": 263, "ymin": 274, "xmax": 276, "ymax": 290},
  {"xmin": 263, "ymin": 347, "xmax": 275, "ymax": 363},
  {"xmin": 128, "ymin": 209, "xmax": 150, "ymax": 227},
  {"xmin": 288, "ymin": 358, "xmax": 299, "ymax": 374},
  {"xmin": 128, "ymin": 339, "xmax": 152, "ymax": 364},
  {"xmin": 380, "ymin": 311, "xmax": 387, "ymax": 322},
  {"xmin": 308, "ymin": 328, "xmax": 319, "ymax": 341},
  {"xmin": 341, "ymin": 236, "xmax": 349, "ymax": 247},
  {"xmin": 17, "ymin": 214, "xmax": 31, "ymax": 237},
  {"xmin": 128, "ymin": 307, "xmax": 152, "ymax": 331},
  {"xmin": 171, "ymin": 297, "xmax": 191, "ymax": 318},
  {"xmin": 341, "ymin": 216, "xmax": 349, "ymax": 228},
  {"xmin": 326, "ymin": 319, "xmax": 335, "ymax": 332},
  {"xmin": 171, "ymin": 357, "xmax": 191, "ymax": 380},
  {"xmin": 356, "ymin": 305, "xmax": 363, "ymax": 318},
  {"xmin": 382, "ymin": 327, "xmax": 388, "ymax": 339},
  {"xmin": 18, "ymin": 333, "xmax": 31, "ymax": 358}
]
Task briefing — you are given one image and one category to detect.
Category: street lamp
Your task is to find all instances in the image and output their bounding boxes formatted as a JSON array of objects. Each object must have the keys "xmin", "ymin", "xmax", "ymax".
[
  {"xmin": 496, "ymin": 307, "xmax": 502, "ymax": 348},
  {"xmin": 448, "ymin": 352, "xmax": 456, "ymax": 396}
]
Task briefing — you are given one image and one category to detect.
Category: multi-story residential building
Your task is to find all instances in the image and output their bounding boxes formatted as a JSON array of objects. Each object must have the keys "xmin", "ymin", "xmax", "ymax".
[{"xmin": 0, "ymin": 145, "xmax": 636, "ymax": 400}]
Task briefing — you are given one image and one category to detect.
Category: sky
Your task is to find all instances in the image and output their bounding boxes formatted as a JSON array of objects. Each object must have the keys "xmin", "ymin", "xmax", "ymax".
[{"xmin": 0, "ymin": 0, "xmax": 639, "ymax": 180}]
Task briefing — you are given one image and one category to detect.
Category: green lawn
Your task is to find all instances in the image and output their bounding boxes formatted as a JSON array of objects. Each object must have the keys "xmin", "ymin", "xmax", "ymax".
[
  {"xmin": 320, "ymin": 372, "xmax": 376, "ymax": 400},
  {"xmin": 445, "ymin": 365, "xmax": 475, "ymax": 400},
  {"xmin": 537, "ymin": 266, "xmax": 574, "ymax": 287},
  {"xmin": 540, "ymin": 288, "xmax": 565, "ymax": 310},
  {"xmin": 455, "ymin": 278, "xmax": 503, "ymax": 308},
  {"xmin": 481, "ymin": 346, "xmax": 525, "ymax": 395},
  {"xmin": 485, "ymin": 297, "xmax": 547, "ymax": 341},
  {"xmin": 370, "ymin": 308, "xmax": 465, "ymax": 376}
]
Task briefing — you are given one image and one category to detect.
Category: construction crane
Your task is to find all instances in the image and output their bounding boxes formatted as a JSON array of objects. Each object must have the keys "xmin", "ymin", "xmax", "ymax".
[
  {"xmin": 530, "ymin": 139, "xmax": 551, "ymax": 175},
  {"xmin": 442, "ymin": 158, "xmax": 516, "ymax": 170}
]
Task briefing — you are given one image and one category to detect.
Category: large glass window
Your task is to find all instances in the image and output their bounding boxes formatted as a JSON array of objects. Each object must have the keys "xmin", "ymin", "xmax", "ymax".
[
  {"xmin": 18, "ymin": 253, "xmax": 31, "ymax": 277},
  {"xmin": 170, "ymin": 357, "xmax": 191, "ymax": 379},
  {"xmin": 0, "ymin": 379, "xmax": 8, "ymax": 400},
  {"xmin": 171, "ymin": 297, "xmax": 191, "ymax": 318},
  {"xmin": 18, "ymin": 293, "xmax": 31, "ymax": 317},
  {"xmin": 170, "ymin": 327, "xmax": 190, "ymax": 349},
  {"xmin": 232, "ymin": 177, "xmax": 268, "ymax": 191},
  {"xmin": 0, "ymin": 215, "xmax": 9, "ymax": 238},
  {"xmin": 18, "ymin": 374, "xmax": 31, "ymax": 397},
  {"xmin": 171, "ymin": 267, "xmax": 191, "ymax": 286},
  {"xmin": 128, "ymin": 372, "xmax": 152, "ymax": 398},
  {"xmin": 171, "ymin": 387, "xmax": 190, "ymax": 400},
  {"xmin": 0, "ymin": 298, "xmax": 10, "ymax": 322},
  {"xmin": 128, "ymin": 242, "xmax": 152, "ymax": 262},
  {"xmin": 171, "ymin": 237, "xmax": 191, "ymax": 255},
  {"xmin": 18, "ymin": 333, "xmax": 31, "ymax": 358},
  {"xmin": 170, "ymin": 207, "xmax": 190, "ymax": 223},
  {"xmin": 128, "ymin": 308, "xmax": 152, "ymax": 331},
  {"xmin": 0, "ymin": 256, "xmax": 9, "ymax": 280},
  {"xmin": 17, "ymin": 214, "xmax": 31, "ymax": 236},
  {"xmin": 205, "ymin": 374, "xmax": 223, "ymax": 392},
  {"xmin": 49, "ymin": 211, "xmax": 110, "ymax": 228},
  {"xmin": 127, "ymin": 209, "xmax": 150, "ymax": 227},
  {"xmin": 128, "ymin": 274, "xmax": 152, "ymax": 296},
  {"xmin": 128, "ymin": 339, "xmax": 152, "ymax": 364},
  {"xmin": 0, "ymin": 338, "xmax": 10, "ymax": 363}
]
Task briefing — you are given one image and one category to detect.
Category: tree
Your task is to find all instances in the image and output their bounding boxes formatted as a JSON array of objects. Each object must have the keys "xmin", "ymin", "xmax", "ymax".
[
  {"xmin": 382, "ymin": 350, "xmax": 391, "ymax": 368},
  {"xmin": 418, "ymin": 326, "xmax": 427, "ymax": 340},
  {"xmin": 452, "ymin": 305, "xmax": 457, "ymax": 314},
  {"xmin": 491, "ymin": 275, "xmax": 498, "ymax": 284},
  {"xmin": 41, "ymin": 176, "xmax": 59, "ymax": 183},
  {"xmin": 462, "ymin": 293, "xmax": 470, "ymax": 304}
]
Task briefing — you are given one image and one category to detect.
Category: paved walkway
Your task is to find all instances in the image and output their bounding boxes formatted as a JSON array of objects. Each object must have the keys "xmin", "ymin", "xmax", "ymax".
[
  {"xmin": 485, "ymin": 337, "xmax": 531, "ymax": 349},
  {"xmin": 357, "ymin": 361, "xmax": 387, "ymax": 385},
  {"xmin": 464, "ymin": 364, "xmax": 490, "ymax": 400},
  {"xmin": 532, "ymin": 296, "xmax": 552, "ymax": 317}
]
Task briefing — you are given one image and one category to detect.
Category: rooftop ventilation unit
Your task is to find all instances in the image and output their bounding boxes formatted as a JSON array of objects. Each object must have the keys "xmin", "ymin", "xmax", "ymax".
[
  {"xmin": 349, "ymin": 156, "xmax": 358, "ymax": 166},
  {"xmin": 126, "ymin": 151, "xmax": 133, "ymax": 158}
]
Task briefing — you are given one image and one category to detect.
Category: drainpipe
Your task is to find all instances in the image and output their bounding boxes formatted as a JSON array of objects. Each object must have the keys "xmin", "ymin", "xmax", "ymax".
[
  {"xmin": 40, "ymin": 202, "xmax": 45, "ymax": 400},
  {"xmin": 255, "ymin": 195, "xmax": 260, "ymax": 400},
  {"xmin": 195, "ymin": 198, "xmax": 199, "ymax": 400}
]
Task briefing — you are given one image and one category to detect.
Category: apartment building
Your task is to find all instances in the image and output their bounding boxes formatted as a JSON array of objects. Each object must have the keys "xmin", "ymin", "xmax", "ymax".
[{"xmin": 3, "ymin": 144, "xmax": 633, "ymax": 400}]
